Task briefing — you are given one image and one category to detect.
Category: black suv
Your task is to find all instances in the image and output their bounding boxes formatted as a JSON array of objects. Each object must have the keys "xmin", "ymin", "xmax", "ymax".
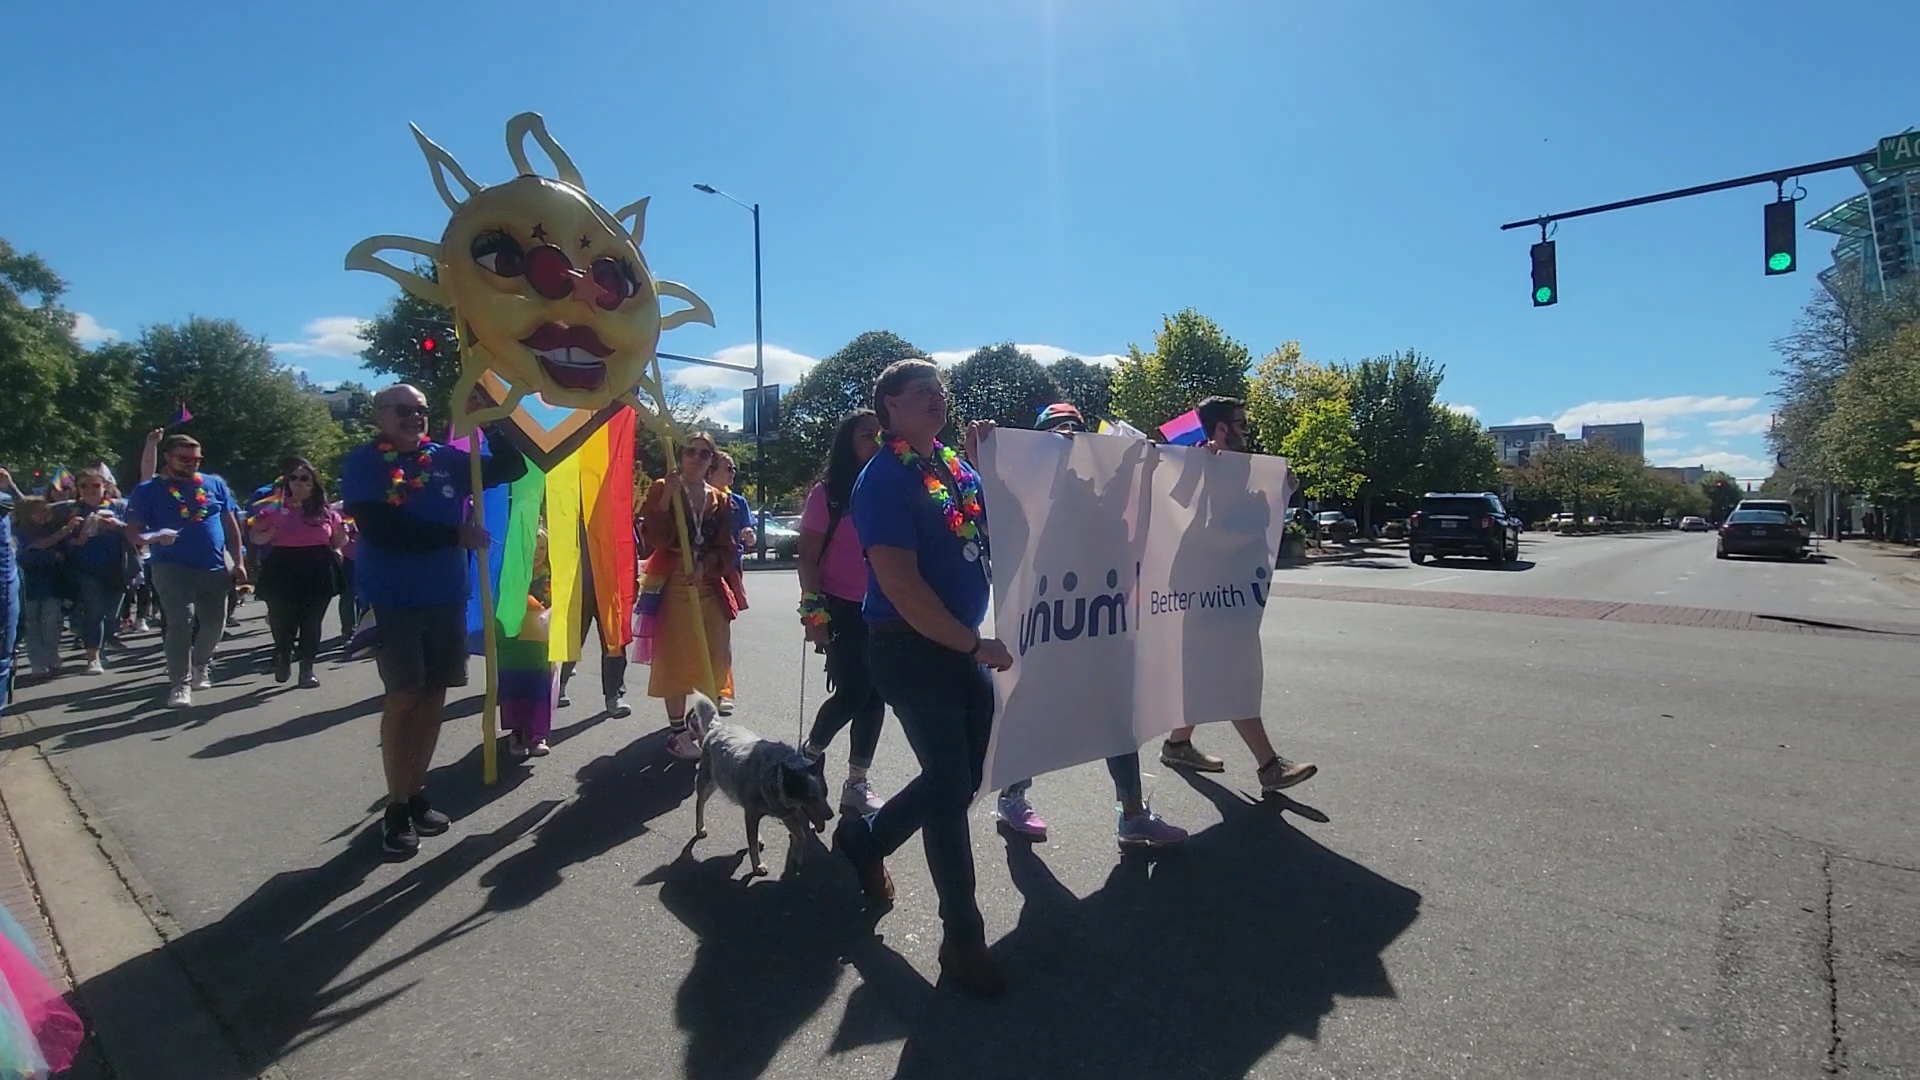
[{"xmin": 1409, "ymin": 492, "xmax": 1522, "ymax": 565}]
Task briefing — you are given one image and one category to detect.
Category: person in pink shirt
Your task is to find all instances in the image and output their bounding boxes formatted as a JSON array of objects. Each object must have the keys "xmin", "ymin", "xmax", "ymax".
[
  {"xmin": 249, "ymin": 458, "xmax": 345, "ymax": 688},
  {"xmin": 797, "ymin": 409, "xmax": 889, "ymax": 814}
]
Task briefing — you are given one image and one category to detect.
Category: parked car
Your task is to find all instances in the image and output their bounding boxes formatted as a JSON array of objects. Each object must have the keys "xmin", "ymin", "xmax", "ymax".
[
  {"xmin": 1408, "ymin": 492, "xmax": 1522, "ymax": 564},
  {"xmin": 758, "ymin": 515, "xmax": 801, "ymax": 561},
  {"xmin": 1732, "ymin": 499, "xmax": 1810, "ymax": 545},
  {"xmin": 1381, "ymin": 518, "xmax": 1408, "ymax": 540},
  {"xmin": 1717, "ymin": 508, "xmax": 1806, "ymax": 561},
  {"xmin": 1314, "ymin": 510, "xmax": 1357, "ymax": 542},
  {"xmin": 1679, "ymin": 516, "xmax": 1711, "ymax": 532}
]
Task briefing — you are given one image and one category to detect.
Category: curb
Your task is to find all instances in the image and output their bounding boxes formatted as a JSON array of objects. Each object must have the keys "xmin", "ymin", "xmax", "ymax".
[{"xmin": 0, "ymin": 717, "xmax": 288, "ymax": 1079}]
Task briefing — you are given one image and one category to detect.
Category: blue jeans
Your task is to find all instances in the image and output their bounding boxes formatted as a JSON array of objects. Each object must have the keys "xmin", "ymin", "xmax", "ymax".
[
  {"xmin": 1002, "ymin": 752, "xmax": 1143, "ymax": 806},
  {"xmin": 73, "ymin": 574, "xmax": 123, "ymax": 652},
  {"xmin": 20, "ymin": 598, "xmax": 64, "ymax": 673},
  {"xmin": 0, "ymin": 562, "xmax": 17, "ymax": 716},
  {"xmin": 857, "ymin": 629, "xmax": 994, "ymax": 947}
]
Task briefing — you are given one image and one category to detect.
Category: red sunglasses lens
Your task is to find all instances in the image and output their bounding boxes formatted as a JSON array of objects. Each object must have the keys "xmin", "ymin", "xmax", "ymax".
[{"xmin": 523, "ymin": 245, "xmax": 576, "ymax": 300}]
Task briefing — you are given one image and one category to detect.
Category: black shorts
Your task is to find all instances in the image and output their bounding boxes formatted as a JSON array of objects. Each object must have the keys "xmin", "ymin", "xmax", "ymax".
[{"xmin": 373, "ymin": 603, "xmax": 469, "ymax": 693}]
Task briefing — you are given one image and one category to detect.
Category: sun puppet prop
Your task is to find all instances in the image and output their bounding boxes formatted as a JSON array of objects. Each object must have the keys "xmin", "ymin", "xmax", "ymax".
[{"xmin": 345, "ymin": 112, "xmax": 711, "ymax": 440}]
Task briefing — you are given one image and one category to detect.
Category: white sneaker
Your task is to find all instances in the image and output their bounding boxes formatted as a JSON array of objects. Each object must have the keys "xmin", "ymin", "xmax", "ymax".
[
  {"xmin": 191, "ymin": 666, "xmax": 213, "ymax": 691},
  {"xmin": 133, "ymin": 619, "xmax": 152, "ymax": 634},
  {"xmin": 166, "ymin": 685, "xmax": 191, "ymax": 709},
  {"xmin": 83, "ymin": 658, "xmax": 105, "ymax": 676},
  {"xmin": 718, "ymin": 696, "xmax": 735, "ymax": 716}
]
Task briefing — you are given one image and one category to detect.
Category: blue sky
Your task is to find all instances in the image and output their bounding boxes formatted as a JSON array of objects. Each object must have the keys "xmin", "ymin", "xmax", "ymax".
[{"xmin": 5, "ymin": 1, "xmax": 1911, "ymax": 479}]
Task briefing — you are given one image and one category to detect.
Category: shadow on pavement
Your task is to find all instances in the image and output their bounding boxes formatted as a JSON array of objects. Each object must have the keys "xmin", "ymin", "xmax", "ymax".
[
  {"xmin": 875, "ymin": 773, "xmax": 1421, "ymax": 1077},
  {"xmin": 70, "ymin": 803, "xmax": 553, "ymax": 1079},
  {"xmin": 193, "ymin": 693, "xmax": 386, "ymax": 759},
  {"xmin": 636, "ymin": 769, "xmax": 1419, "ymax": 1078},
  {"xmin": 477, "ymin": 730, "xmax": 696, "ymax": 911}
]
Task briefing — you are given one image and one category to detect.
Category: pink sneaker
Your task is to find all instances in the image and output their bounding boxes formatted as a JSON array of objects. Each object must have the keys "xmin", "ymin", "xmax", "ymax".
[
  {"xmin": 995, "ymin": 793, "xmax": 1048, "ymax": 839},
  {"xmin": 1117, "ymin": 806, "xmax": 1188, "ymax": 849}
]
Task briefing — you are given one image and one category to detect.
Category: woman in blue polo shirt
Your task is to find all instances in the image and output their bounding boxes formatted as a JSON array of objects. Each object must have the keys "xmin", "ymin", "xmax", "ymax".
[
  {"xmin": 832, "ymin": 358, "xmax": 1014, "ymax": 1000},
  {"xmin": 61, "ymin": 468, "xmax": 132, "ymax": 676}
]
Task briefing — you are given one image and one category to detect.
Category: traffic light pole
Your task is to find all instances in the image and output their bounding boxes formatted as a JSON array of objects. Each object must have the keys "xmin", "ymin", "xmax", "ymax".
[{"xmin": 1499, "ymin": 150, "xmax": 1874, "ymax": 232}]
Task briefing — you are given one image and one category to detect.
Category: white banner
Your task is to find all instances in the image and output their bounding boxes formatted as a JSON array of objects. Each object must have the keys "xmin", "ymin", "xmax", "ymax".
[{"xmin": 977, "ymin": 428, "xmax": 1295, "ymax": 795}]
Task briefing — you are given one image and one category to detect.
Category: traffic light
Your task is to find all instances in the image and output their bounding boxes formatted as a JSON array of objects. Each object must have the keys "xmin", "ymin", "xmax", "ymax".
[
  {"xmin": 1764, "ymin": 199, "xmax": 1796, "ymax": 275},
  {"xmin": 420, "ymin": 335, "xmax": 439, "ymax": 355},
  {"xmin": 1530, "ymin": 240, "xmax": 1557, "ymax": 307}
]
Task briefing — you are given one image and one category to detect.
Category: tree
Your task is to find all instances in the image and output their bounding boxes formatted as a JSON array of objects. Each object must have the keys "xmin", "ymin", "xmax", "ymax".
[
  {"xmin": 128, "ymin": 318, "xmax": 345, "ymax": 494},
  {"xmin": 1701, "ymin": 472, "xmax": 1744, "ymax": 522},
  {"xmin": 0, "ymin": 239, "xmax": 94, "ymax": 473},
  {"xmin": 1815, "ymin": 319, "xmax": 1920, "ymax": 503},
  {"xmin": 1280, "ymin": 396, "xmax": 1363, "ymax": 503},
  {"xmin": 635, "ymin": 381, "xmax": 716, "ymax": 482},
  {"xmin": 1418, "ymin": 407, "xmax": 1501, "ymax": 495},
  {"xmin": 1769, "ymin": 272, "xmax": 1920, "ymax": 483},
  {"xmin": 1246, "ymin": 341, "xmax": 1349, "ymax": 455},
  {"xmin": 64, "ymin": 341, "xmax": 142, "ymax": 477},
  {"xmin": 1108, "ymin": 309, "xmax": 1250, "ymax": 429},
  {"xmin": 1046, "ymin": 356, "xmax": 1113, "ymax": 420},
  {"xmin": 945, "ymin": 343, "xmax": 1059, "ymax": 437},
  {"xmin": 1346, "ymin": 350, "xmax": 1443, "ymax": 528},
  {"xmin": 1516, "ymin": 441, "xmax": 1632, "ymax": 520},
  {"xmin": 772, "ymin": 330, "xmax": 924, "ymax": 492},
  {"xmin": 359, "ymin": 267, "xmax": 460, "ymax": 431}
]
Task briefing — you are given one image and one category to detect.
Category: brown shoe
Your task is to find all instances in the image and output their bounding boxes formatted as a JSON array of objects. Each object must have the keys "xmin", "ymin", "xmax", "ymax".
[
  {"xmin": 834, "ymin": 816, "xmax": 895, "ymax": 907},
  {"xmin": 1160, "ymin": 738, "xmax": 1226, "ymax": 773},
  {"xmin": 1258, "ymin": 756, "xmax": 1317, "ymax": 791},
  {"xmin": 938, "ymin": 939, "xmax": 1007, "ymax": 1000}
]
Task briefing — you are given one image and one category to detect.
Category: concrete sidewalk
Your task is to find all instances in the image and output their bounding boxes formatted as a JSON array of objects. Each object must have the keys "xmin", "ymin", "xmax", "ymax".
[{"xmin": 1826, "ymin": 539, "xmax": 1920, "ymax": 589}]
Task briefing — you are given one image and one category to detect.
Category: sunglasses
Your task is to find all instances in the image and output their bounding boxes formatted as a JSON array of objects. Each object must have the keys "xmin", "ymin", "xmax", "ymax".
[
  {"xmin": 172, "ymin": 455, "xmax": 204, "ymax": 465},
  {"xmin": 383, "ymin": 404, "xmax": 430, "ymax": 418},
  {"xmin": 681, "ymin": 446, "xmax": 714, "ymax": 460},
  {"xmin": 287, "ymin": 475, "xmax": 315, "ymax": 484}
]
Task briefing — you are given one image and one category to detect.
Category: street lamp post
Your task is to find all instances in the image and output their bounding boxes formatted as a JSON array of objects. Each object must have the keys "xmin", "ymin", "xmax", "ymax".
[{"xmin": 693, "ymin": 183, "xmax": 766, "ymax": 522}]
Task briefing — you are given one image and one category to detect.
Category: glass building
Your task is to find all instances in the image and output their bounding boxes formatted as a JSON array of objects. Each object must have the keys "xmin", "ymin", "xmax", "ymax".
[{"xmin": 1808, "ymin": 149, "xmax": 1916, "ymax": 299}]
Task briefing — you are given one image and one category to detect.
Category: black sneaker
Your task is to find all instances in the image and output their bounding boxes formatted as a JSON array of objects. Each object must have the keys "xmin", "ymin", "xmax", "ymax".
[
  {"xmin": 408, "ymin": 794, "xmax": 451, "ymax": 836},
  {"xmin": 273, "ymin": 651, "xmax": 292, "ymax": 684},
  {"xmin": 382, "ymin": 804, "xmax": 419, "ymax": 857}
]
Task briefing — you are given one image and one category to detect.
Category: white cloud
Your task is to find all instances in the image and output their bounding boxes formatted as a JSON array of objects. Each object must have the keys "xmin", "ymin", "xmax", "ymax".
[
  {"xmin": 272, "ymin": 316, "xmax": 371, "ymax": 357},
  {"xmin": 662, "ymin": 343, "xmax": 819, "ymax": 393},
  {"xmin": 1542, "ymin": 394, "xmax": 1760, "ymax": 438},
  {"xmin": 927, "ymin": 343, "xmax": 1126, "ymax": 367},
  {"xmin": 1442, "ymin": 402, "xmax": 1478, "ymax": 418},
  {"xmin": 72, "ymin": 312, "xmax": 120, "ymax": 345},
  {"xmin": 1706, "ymin": 412, "xmax": 1774, "ymax": 436}
]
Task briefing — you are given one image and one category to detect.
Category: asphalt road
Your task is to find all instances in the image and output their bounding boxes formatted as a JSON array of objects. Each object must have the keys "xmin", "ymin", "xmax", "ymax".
[
  {"xmin": 1291, "ymin": 529, "xmax": 1920, "ymax": 626},
  {"xmin": 10, "ymin": 540, "xmax": 1918, "ymax": 1078}
]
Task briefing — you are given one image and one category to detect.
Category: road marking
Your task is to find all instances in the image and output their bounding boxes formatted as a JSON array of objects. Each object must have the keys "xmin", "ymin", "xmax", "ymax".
[{"xmin": 1408, "ymin": 575, "xmax": 1461, "ymax": 587}]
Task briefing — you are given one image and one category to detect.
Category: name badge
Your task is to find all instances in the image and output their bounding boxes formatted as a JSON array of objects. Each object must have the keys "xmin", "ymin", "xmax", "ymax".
[{"xmin": 962, "ymin": 541, "xmax": 980, "ymax": 563}]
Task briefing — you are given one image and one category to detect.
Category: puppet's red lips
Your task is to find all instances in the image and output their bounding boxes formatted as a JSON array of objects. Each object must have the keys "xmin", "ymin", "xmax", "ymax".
[{"xmin": 522, "ymin": 324, "xmax": 612, "ymax": 391}]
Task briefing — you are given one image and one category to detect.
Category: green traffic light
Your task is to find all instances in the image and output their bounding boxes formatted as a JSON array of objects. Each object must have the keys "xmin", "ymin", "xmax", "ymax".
[
  {"xmin": 1767, "ymin": 252, "xmax": 1793, "ymax": 272},
  {"xmin": 1534, "ymin": 286, "xmax": 1553, "ymax": 304}
]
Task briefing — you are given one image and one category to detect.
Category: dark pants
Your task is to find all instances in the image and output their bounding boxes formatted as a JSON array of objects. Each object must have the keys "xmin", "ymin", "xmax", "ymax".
[
  {"xmin": 337, "ymin": 557, "xmax": 363, "ymax": 637},
  {"xmin": 267, "ymin": 595, "xmax": 330, "ymax": 670},
  {"xmin": 558, "ymin": 563, "xmax": 628, "ymax": 700},
  {"xmin": 0, "ymin": 560, "xmax": 18, "ymax": 716},
  {"xmin": 857, "ymin": 629, "xmax": 994, "ymax": 947},
  {"xmin": 805, "ymin": 595, "xmax": 885, "ymax": 769},
  {"xmin": 73, "ymin": 574, "xmax": 123, "ymax": 652}
]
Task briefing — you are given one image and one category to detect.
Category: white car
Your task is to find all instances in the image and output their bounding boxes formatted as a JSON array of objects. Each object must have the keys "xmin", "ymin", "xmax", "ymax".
[{"xmin": 1679, "ymin": 516, "xmax": 1710, "ymax": 532}]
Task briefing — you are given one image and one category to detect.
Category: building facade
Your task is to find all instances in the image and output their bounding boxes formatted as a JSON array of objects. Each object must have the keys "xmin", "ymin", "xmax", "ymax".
[
  {"xmin": 1649, "ymin": 465, "xmax": 1706, "ymax": 487},
  {"xmin": 1487, "ymin": 422, "xmax": 1564, "ymax": 466},
  {"xmin": 1809, "ymin": 152, "xmax": 1916, "ymax": 299},
  {"xmin": 1580, "ymin": 422, "xmax": 1645, "ymax": 462}
]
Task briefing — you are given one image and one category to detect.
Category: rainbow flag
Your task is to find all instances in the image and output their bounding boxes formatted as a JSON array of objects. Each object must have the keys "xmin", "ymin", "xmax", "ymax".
[
  {"xmin": 46, "ymin": 465, "xmax": 74, "ymax": 496},
  {"xmin": 175, "ymin": 401, "xmax": 193, "ymax": 424},
  {"xmin": 1158, "ymin": 410, "xmax": 1206, "ymax": 446},
  {"xmin": 1095, "ymin": 417, "xmax": 1149, "ymax": 440}
]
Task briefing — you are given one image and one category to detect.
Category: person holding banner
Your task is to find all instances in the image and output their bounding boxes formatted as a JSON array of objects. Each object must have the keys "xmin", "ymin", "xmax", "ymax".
[
  {"xmin": 991, "ymin": 403, "xmax": 1190, "ymax": 849},
  {"xmin": 1159, "ymin": 395, "xmax": 1318, "ymax": 791},
  {"xmin": 343, "ymin": 384, "xmax": 526, "ymax": 858},
  {"xmin": 833, "ymin": 358, "xmax": 1013, "ymax": 1000}
]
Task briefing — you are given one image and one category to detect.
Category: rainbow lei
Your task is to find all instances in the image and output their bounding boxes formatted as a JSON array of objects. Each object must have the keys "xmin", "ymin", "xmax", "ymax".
[
  {"xmin": 885, "ymin": 434, "xmax": 983, "ymax": 540},
  {"xmin": 166, "ymin": 474, "xmax": 214, "ymax": 522},
  {"xmin": 377, "ymin": 438, "xmax": 437, "ymax": 506},
  {"xmin": 798, "ymin": 591, "xmax": 830, "ymax": 628}
]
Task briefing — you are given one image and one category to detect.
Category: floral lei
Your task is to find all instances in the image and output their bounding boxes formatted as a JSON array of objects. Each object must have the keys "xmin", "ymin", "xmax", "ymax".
[
  {"xmin": 377, "ymin": 438, "xmax": 437, "ymax": 506},
  {"xmin": 166, "ymin": 474, "xmax": 214, "ymax": 522},
  {"xmin": 885, "ymin": 434, "xmax": 982, "ymax": 540}
]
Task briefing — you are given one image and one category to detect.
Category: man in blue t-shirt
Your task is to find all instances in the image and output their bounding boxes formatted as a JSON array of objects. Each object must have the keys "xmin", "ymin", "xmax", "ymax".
[
  {"xmin": 832, "ymin": 357, "xmax": 1014, "ymax": 1000},
  {"xmin": 126, "ymin": 435, "xmax": 245, "ymax": 708},
  {"xmin": 341, "ymin": 383, "xmax": 526, "ymax": 858}
]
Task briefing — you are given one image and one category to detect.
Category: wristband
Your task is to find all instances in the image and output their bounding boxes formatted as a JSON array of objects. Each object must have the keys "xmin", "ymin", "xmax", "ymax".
[{"xmin": 798, "ymin": 592, "xmax": 831, "ymax": 629}]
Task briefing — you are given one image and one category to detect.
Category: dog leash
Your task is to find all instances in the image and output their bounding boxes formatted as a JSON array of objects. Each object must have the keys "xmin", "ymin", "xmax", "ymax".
[{"xmin": 797, "ymin": 636, "xmax": 808, "ymax": 743}]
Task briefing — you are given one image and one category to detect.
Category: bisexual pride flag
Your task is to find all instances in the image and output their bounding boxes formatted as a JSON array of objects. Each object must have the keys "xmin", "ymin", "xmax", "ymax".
[{"xmin": 1158, "ymin": 409, "xmax": 1206, "ymax": 446}]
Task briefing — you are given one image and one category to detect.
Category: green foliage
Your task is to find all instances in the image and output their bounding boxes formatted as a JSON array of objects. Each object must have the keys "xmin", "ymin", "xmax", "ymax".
[
  {"xmin": 1281, "ymin": 396, "xmax": 1363, "ymax": 501},
  {"xmin": 129, "ymin": 318, "xmax": 345, "ymax": 494},
  {"xmin": 1815, "ymin": 320, "xmax": 1920, "ymax": 501},
  {"xmin": 0, "ymin": 239, "xmax": 91, "ymax": 472},
  {"xmin": 944, "ymin": 343, "xmax": 1059, "ymax": 437},
  {"xmin": 1700, "ymin": 471, "xmax": 1744, "ymax": 520},
  {"xmin": 1769, "ymin": 274, "xmax": 1920, "ymax": 486},
  {"xmin": 357, "ymin": 266, "xmax": 460, "ymax": 431},
  {"xmin": 1046, "ymin": 356, "xmax": 1113, "ymax": 420},
  {"xmin": 1108, "ymin": 309, "xmax": 1250, "ymax": 429},
  {"xmin": 772, "ymin": 330, "xmax": 924, "ymax": 492},
  {"xmin": 1346, "ymin": 350, "xmax": 1443, "ymax": 522},
  {"xmin": 1246, "ymin": 341, "xmax": 1349, "ymax": 454},
  {"xmin": 1418, "ymin": 407, "xmax": 1501, "ymax": 495},
  {"xmin": 1515, "ymin": 441, "xmax": 1632, "ymax": 518}
]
